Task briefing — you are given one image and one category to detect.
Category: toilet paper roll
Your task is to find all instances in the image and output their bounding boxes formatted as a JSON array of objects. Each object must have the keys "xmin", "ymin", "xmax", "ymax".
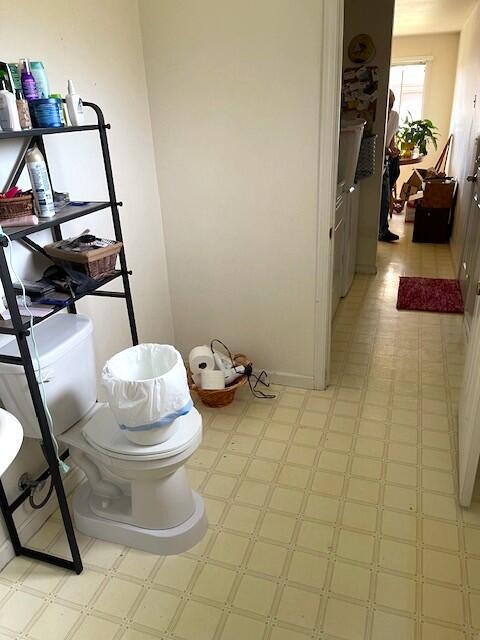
[
  {"xmin": 192, "ymin": 373, "xmax": 202, "ymax": 387},
  {"xmin": 201, "ymin": 369, "xmax": 226, "ymax": 390},
  {"xmin": 189, "ymin": 346, "xmax": 215, "ymax": 375}
]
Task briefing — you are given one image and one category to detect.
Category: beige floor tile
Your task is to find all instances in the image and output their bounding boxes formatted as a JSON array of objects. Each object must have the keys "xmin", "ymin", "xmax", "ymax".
[
  {"xmin": 422, "ymin": 492, "xmax": 458, "ymax": 521},
  {"xmin": 323, "ymin": 598, "xmax": 367, "ymax": 640},
  {"xmin": 219, "ymin": 612, "xmax": 267, "ymax": 639},
  {"xmin": 379, "ymin": 539, "xmax": 417, "ymax": 575},
  {"xmin": 247, "ymin": 459, "xmax": 278, "ymax": 482},
  {"xmin": 330, "ymin": 560, "xmax": 371, "ymax": 601},
  {"xmin": 422, "ymin": 583, "xmax": 464, "ymax": 625},
  {"xmin": 350, "ymin": 456, "xmax": 382, "ymax": 480},
  {"xmin": 277, "ymin": 465, "xmax": 311, "ymax": 490},
  {"xmin": 347, "ymin": 477, "xmax": 380, "ymax": 504},
  {"xmin": 355, "ymin": 436, "xmax": 385, "ymax": 459},
  {"xmin": 173, "ymin": 600, "xmax": 222, "ymax": 640},
  {"xmin": 235, "ymin": 478, "xmax": 270, "ymax": 506},
  {"xmin": 83, "ymin": 539, "xmax": 125, "ymax": 569},
  {"xmin": 0, "ymin": 590, "xmax": 44, "ymax": 632},
  {"xmin": 422, "ymin": 469, "xmax": 455, "ymax": 494},
  {"xmin": 133, "ymin": 588, "xmax": 180, "ymax": 631},
  {"xmin": 383, "ymin": 484, "xmax": 417, "ymax": 512},
  {"xmin": 423, "ymin": 548, "xmax": 461, "ymax": 585},
  {"xmin": 286, "ymin": 444, "xmax": 316, "ymax": 466},
  {"xmin": 287, "ymin": 550, "xmax": 328, "ymax": 589},
  {"xmin": 371, "ymin": 610, "xmax": 415, "ymax": 640},
  {"xmin": 470, "ymin": 592, "xmax": 480, "ymax": 629},
  {"xmin": 209, "ymin": 531, "xmax": 250, "ymax": 566},
  {"xmin": 153, "ymin": 556, "xmax": 198, "ymax": 591},
  {"xmin": 224, "ymin": 504, "xmax": 261, "ymax": 534},
  {"xmin": 299, "ymin": 410, "xmax": 327, "ymax": 429},
  {"xmin": 28, "ymin": 602, "xmax": 80, "ymax": 640},
  {"xmin": 270, "ymin": 486, "xmax": 304, "ymax": 514},
  {"xmin": 259, "ymin": 512, "xmax": 296, "ymax": 543},
  {"xmin": 358, "ymin": 419, "xmax": 387, "ymax": 439},
  {"xmin": 70, "ymin": 615, "xmax": 119, "ymax": 640},
  {"xmin": 270, "ymin": 626, "xmax": 312, "ymax": 640},
  {"xmin": 317, "ymin": 449, "xmax": 349, "ymax": 473},
  {"xmin": 93, "ymin": 576, "xmax": 143, "ymax": 618},
  {"xmin": 304, "ymin": 493, "xmax": 340, "ymax": 523},
  {"xmin": 297, "ymin": 520, "xmax": 334, "ymax": 553},
  {"xmin": 276, "ymin": 584, "xmax": 320, "ymax": 629},
  {"xmin": 233, "ymin": 574, "xmax": 277, "ymax": 616},
  {"xmin": 312, "ymin": 469, "xmax": 345, "ymax": 495},
  {"xmin": 342, "ymin": 501, "xmax": 378, "ymax": 532},
  {"xmin": 464, "ymin": 526, "xmax": 480, "ymax": 554},
  {"xmin": 385, "ymin": 462, "xmax": 418, "ymax": 487},
  {"xmin": 215, "ymin": 452, "xmax": 249, "ymax": 474},
  {"xmin": 247, "ymin": 541, "xmax": 288, "ymax": 577},
  {"xmin": 21, "ymin": 563, "xmax": 66, "ymax": 594},
  {"xmin": 375, "ymin": 572, "xmax": 416, "ymax": 613},
  {"xmin": 422, "ymin": 447, "xmax": 453, "ymax": 471},
  {"xmin": 467, "ymin": 557, "xmax": 480, "ymax": 589},
  {"xmin": 57, "ymin": 568, "xmax": 106, "ymax": 606},
  {"xmin": 117, "ymin": 548, "xmax": 159, "ymax": 580},
  {"xmin": 421, "ymin": 622, "xmax": 466, "ymax": 640},
  {"xmin": 204, "ymin": 473, "xmax": 238, "ymax": 499},
  {"xmin": 337, "ymin": 530, "xmax": 375, "ymax": 564},
  {"xmin": 192, "ymin": 564, "xmax": 236, "ymax": 602}
]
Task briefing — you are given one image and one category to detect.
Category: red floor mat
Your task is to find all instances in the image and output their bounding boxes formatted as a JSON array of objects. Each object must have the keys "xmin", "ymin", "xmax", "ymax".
[{"xmin": 397, "ymin": 277, "xmax": 464, "ymax": 313}]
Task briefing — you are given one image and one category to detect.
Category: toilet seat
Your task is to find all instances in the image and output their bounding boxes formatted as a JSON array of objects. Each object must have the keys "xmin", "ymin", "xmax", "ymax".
[{"xmin": 82, "ymin": 404, "xmax": 202, "ymax": 462}]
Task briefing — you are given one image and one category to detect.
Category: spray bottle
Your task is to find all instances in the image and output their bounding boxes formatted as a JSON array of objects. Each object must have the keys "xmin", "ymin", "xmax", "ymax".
[{"xmin": 26, "ymin": 147, "xmax": 55, "ymax": 218}]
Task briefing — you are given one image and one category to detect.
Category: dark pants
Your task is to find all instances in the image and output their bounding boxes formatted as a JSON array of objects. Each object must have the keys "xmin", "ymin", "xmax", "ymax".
[
  {"xmin": 379, "ymin": 162, "xmax": 390, "ymax": 238},
  {"xmin": 379, "ymin": 156, "xmax": 401, "ymax": 238}
]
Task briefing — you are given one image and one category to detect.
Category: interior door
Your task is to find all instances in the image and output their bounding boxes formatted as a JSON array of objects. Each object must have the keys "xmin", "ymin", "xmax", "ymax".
[
  {"xmin": 459, "ymin": 291, "xmax": 480, "ymax": 506},
  {"xmin": 460, "ymin": 138, "xmax": 480, "ymax": 329}
]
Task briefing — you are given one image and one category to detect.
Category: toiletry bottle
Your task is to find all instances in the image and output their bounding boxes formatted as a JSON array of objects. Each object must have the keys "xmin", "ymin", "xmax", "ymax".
[
  {"xmin": 26, "ymin": 147, "xmax": 55, "ymax": 218},
  {"xmin": 15, "ymin": 90, "xmax": 32, "ymax": 130},
  {"xmin": 0, "ymin": 80, "xmax": 21, "ymax": 131},
  {"xmin": 30, "ymin": 61, "xmax": 49, "ymax": 99},
  {"xmin": 49, "ymin": 93, "xmax": 67, "ymax": 125},
  {"xmin": 19, "ymin": 58, "xmax": 38, "ymax": 101},
  {"xmin": 65, "ymin": 80, "xmax": 84, "ymax": 126},
  {"xmin": 7, "ymin": 63, "xmax": 21, "ymax": 91}
]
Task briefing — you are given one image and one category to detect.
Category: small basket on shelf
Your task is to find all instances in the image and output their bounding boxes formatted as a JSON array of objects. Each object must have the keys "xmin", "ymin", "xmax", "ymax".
[
  {"xmin": 44, "ymin": 235, "xmax": 123, "ymax": 280},
  {"xmin": 0, "ymin": 194, "xmax": 33, "ymax": 221},
  {"xmin": 188, "ymin": 354, "xmax": 251, "ymax": 408}
]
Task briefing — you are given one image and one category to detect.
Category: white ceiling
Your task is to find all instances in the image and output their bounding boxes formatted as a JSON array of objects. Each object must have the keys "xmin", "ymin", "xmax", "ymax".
[{"xmin": 394, "ymin": 0, "xmax": 477, "ymax": 36}]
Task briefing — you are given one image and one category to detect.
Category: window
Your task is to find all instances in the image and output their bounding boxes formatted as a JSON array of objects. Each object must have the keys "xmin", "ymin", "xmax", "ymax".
[{"xmin": 389, "ymin": 62, "xmax": 427, "ymax": 125}]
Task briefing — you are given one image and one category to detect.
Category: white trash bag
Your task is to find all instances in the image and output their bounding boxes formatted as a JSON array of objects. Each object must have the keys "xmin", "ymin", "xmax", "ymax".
[{"xmin": 102, "ymin": 344, "xmax": 193, "ymax": 446}]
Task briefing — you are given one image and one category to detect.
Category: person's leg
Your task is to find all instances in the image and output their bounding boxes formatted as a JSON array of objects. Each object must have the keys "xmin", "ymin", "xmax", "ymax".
[
  {"xmin": 378, "ymin": 165, "xmax": 390, "ymax": 237},
  {"xmin": 378, "ymin": 162, "xmax": 399, "ymax": 242}
]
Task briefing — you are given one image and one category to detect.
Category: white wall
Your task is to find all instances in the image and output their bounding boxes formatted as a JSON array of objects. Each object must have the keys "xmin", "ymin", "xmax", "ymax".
[
  {"xmin": 343, "ymin": 0, "xmax": 395, "ymax": 274},
  {"xmin": 449, "ymin": 3, "xmax": 480, "ymax": 273},
  {"xmin": 0, "ymin": 0, "xmax": 173, "ymax": 558},
  {"xmin": 138, "ymin": 0, "xmax": 328, "ymax": 387},
  {"xmin": 392, "ymin": 33, "xmax": 459, "ymax": 186}
]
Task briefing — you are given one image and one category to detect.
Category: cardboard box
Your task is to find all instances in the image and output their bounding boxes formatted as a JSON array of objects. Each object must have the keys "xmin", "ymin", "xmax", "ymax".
[
  {"xmin": 399, "ymin": 169, "xmax": 424, "ymax": 202},
  {"xmin": 422, "ymin": 179, "xmax": 456, "ymax": 209}
]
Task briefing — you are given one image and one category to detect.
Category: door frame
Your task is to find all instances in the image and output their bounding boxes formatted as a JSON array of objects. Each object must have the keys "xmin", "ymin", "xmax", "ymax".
[{"xmin": 313, "ymin": 0, "xmax": 344, "ymax": 389}]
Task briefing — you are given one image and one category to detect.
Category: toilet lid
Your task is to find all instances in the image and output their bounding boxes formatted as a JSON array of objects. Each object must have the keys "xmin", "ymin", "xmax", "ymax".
[{"xmin": 82, "ymin": 405, "xmax": 202, "ymax": 460}]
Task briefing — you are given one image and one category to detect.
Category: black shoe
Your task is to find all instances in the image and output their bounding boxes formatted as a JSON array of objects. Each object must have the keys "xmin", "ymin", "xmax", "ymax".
[{"xmin": 379, "ymin": 230, "xmax": 399, "ymax": 242}]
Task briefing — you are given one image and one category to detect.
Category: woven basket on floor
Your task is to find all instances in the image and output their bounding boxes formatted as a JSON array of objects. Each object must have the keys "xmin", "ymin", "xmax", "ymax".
[
  {"xmin": 0, "ymin": 194, "xmax": 34, "ymax": 220},
  {"xmin": 188, "ymin": 354, "xmax": 251, "ymax": 408}
]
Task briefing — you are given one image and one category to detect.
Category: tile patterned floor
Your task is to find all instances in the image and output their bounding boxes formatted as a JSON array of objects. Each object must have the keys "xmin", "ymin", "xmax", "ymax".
[{"xmin": 0, "ymin": 216, "xmax": 479, "ymax": 639}]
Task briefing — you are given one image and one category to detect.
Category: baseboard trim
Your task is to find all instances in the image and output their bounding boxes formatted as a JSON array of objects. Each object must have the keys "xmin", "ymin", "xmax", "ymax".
[
  {"xmin": 355, "ymin": 264, "xmax": 377, "ymax": 275},
  {"xmin": 266, "ymin": 370, "xmax": 315, "ymax": 390},
  {"xmin": 0, "ymin": 466, "xmax": 83, "ymax": 572}
]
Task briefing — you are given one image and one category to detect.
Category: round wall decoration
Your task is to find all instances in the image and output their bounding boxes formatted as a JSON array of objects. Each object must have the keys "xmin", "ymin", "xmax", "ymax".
[{"xmin": 348, "ymin": 33, "xmax": 376, "ymax": 64}]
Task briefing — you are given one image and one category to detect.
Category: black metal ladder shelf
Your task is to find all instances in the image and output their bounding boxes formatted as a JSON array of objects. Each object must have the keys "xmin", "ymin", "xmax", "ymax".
[{"xmin": 0, "ymin": 102, "xmax": 138, "ymax": 574}]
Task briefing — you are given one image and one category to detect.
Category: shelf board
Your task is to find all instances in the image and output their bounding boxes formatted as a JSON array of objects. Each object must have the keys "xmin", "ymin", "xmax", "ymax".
[
  {"xmin": 3, "ymin": 202, "xmax": 113, "ymax": 240},
  {"xmin": 0, "ymin": 125, "xmax": 100, "ymax": 140},
  {"xmin": 0, "ymin": 270, "xmax": 123, "ymax": 335}
]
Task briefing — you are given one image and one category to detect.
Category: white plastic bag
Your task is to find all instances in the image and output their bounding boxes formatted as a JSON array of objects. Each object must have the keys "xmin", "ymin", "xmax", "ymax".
[{"xmin": 102, "ymin": 344, "xmax": 192, "ymax": 444}]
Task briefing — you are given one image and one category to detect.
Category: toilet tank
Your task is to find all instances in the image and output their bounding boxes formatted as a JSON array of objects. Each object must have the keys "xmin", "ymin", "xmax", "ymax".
[{"xmin": 0, "ymin": 314, "xmax": 97, "ymax": 439}]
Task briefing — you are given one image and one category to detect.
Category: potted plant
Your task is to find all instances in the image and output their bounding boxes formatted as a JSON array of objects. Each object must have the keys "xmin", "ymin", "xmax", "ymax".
[{"xmin": 397, "ymin": 113, "xmax": 439, "ymax": 158}]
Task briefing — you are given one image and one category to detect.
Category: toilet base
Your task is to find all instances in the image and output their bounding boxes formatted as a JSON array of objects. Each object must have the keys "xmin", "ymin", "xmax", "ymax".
[{"xmin": 73, "ymin": 482, "xmax": 208, "ymax": 555}]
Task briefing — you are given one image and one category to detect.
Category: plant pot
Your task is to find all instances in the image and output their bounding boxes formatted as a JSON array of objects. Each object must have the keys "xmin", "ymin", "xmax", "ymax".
[{"xmin": 401, "ymin": 142, "xmax": 415, "ymax": 158}]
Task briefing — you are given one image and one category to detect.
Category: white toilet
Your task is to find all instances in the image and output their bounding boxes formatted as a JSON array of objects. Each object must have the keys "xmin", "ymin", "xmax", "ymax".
[{"xmin": 0, "ymin": 314, "xmax": 208, "ymax": 555}]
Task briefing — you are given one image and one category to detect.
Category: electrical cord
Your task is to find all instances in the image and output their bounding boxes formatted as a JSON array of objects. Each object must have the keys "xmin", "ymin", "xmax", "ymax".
[
  {"xmin": 0, "ymin": 230, "xmax": 69, "ymax": 476},
  {"xmin": 210, "ymin": 338, "xmax": 276, "ymax": 399}
]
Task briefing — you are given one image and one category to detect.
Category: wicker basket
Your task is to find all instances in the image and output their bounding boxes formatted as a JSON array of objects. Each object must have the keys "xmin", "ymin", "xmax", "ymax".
[
  {"xmin": 188, "ymin": 354, "xmax": 251, "ymax": 408},
  {"xmin": 44, "ymin": 239, "xmax": 123, "ymax": 279},
  {"xmin": 0, "ymin": 194, "xmax": 34, "ymax": 220}
]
